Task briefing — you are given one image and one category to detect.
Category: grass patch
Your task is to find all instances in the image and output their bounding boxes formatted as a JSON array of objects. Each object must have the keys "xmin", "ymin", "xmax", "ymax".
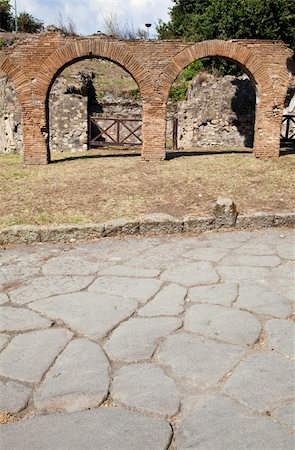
[{"xmin": 0, "ymin": 149, "xmax": 294, "ymax": 227}]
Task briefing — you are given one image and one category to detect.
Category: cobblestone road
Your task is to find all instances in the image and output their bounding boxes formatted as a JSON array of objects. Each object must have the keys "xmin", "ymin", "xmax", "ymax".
[{"xmin": 0, "ymin": 228, "xmax": 294, "ymax": 449}]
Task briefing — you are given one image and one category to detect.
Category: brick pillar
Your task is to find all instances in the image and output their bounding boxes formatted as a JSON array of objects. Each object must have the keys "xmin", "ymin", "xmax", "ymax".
[
  {"xmin": 141, "ymin": 100, "xmax": 167, "ymax": 161},
  {"xmin": 22, "ymin": 106, "xmax": 50, "ymax": 165},
  {"xmin": 253, "ymin": 103, "xmax": 282, "ymax": 158}
]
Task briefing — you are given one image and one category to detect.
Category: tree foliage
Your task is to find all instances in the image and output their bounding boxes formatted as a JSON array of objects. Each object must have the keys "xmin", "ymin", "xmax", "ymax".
[
  {"xmin": 157, "ymin": 0, "xmax": 295, "ymax": 49},
  {"xmin": 17, "ymin": 12, "xmax": 43, "ymax": 33},
  {"xmin": 0, "ymin": 0, "xmax": 13, "ymax": 31},
  {"xmin": 0, "ymin": 0, "xmax": 43, "ymax": 32}
]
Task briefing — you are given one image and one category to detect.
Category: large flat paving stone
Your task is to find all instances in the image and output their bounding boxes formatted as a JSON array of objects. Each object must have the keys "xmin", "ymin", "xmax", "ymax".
[
  {"xmin": 89, "ymin": 276, "xmax": 162, "ymax": 302},
  {"xmin": 275, "ymin": 241, "xmax": 295, "ymax": 260},
  {"xmin": 104, "ymin": 317, "xmax": 182, "ymax": 362},
  {"xmin": 0, "ymin": 306, "xmax": 52, "ymax": 332},
  {"xmin": 42, "ymin": 255, "xmax": 108, "ymax": 276},
  {"xmin": 188, "ymin": 282, "xmax": 238, "ymax": 306},
  {"xmin": 160, "ymin": 261, "xmax": 219, "ymax": 286},
  {"xmin": 223, "ymin": 352, "xmax": 294, "ymax": 412},
  {"xmin": 34, "ymin": 339, "xmax": 110, "ymax": 413},
  {"xmin": 176, "ymin": 394, "xmax": 294, "ymax": 450},
  {"xmin": 265, "ymin": 319, "xmax": 295, "ymax": 358},
  {"xmin": 273, "ymin": 404, "xmax": 295, "ymax": 430},
  {"xmin": 0, "ymin": 333, "xmax": 10, "ymax": 351},
  {"xmin": 111, "ymin": 363, "xmax": 180, "ymax": 416},
  {"xmin": 30, "ymin": 292, "xmax": 138, "ymax": 340},
  {"xmin": 220, "ymin": 254, "xmax": 281, "ymax": 267},
  {"xmin": 0, "ymin": 381, "xmax": 32, "ymax": 414},
  {"xmin": 235, "ymin": 282, "xmax": 292, "ymax": 318},
  {"xmin": 184, "ymin": 304, "xmax": 261, "ymax": 346},
  {"xmin": 0, "ymin": 260, "xmax": 41, "ymax": 286},
  {"xmin": 0, "ymin": 407, "xmax": 172, "ymax": 450},
  {"xmin": 99, "ymin": 265, "xmax": 161, "ymax": 278},
  {"xmin": 183, "ymin": 246, "xmax": 228, "ymax": 262},
  {"xmin": 8, "ymin": 275, "xmax": 94, "ymax": 305},
  {"xmin": 0, "ymin": 293, "xmax": 9, "ymax": 304},
  {"xmin": 126, "ymin": 242, "xmax": 189, "ymax": 269},
  {"xmin": 0, "ymin": 328, "xmax": 73, "ymax": 383},
  {"xmin": 216, "ymin": 265, "xmax": 272, "ymax": 282},
  {"xmin": 230, "ymin": 239, "xmax": 276, "ymax": 255},
  {"xmin": 138, "ymin": 283, "xmax": 186, "ymax": 317},
  {"xmin": 156, "ymin": 333, "xmax": 245, "ymax": 388}
]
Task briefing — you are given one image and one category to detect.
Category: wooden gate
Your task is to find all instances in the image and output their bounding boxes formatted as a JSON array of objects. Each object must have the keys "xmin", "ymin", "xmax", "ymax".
[
  {"xmin": 89, "ymin": 116, "xmax": 142, "ymax": 147},
  {"xmin": 281, "ymin": 115, "xmax": 295, "ymax": 142}
]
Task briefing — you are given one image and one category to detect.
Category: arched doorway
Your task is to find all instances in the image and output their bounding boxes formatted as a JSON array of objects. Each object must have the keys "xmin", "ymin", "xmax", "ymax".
[
  {"xmin": 166, "ymin": 56, "xmax": 256, "ymax": 156},
  {"xmin": 47, "ymin": 56, "xmax": 142, "ymax": 161},
  {"xmin": 160, "ymin": 40, "xmax": 285, "ymax": 159}
]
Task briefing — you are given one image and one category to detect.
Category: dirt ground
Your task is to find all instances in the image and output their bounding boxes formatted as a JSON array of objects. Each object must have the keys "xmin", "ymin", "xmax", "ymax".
[{"xmin": 0, "ymin": 147, "xmax": 294, "ymax": 227}]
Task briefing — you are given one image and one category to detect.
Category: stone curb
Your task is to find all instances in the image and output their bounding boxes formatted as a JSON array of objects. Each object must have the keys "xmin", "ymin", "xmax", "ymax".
[{"xmin": 0, "ymin": 211, "xmax": 294, "ymax": 245}]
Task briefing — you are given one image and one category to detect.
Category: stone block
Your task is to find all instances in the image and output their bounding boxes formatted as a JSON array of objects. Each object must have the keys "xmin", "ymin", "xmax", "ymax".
[
  {"xmin": 139, "ymin": 213, "xmax": 183, "ymax": 235},
  {"xmin": 104, "ymin": 218, "xmax": 139, "ymax": 236},
  {"xmin": 213, "ymin": 197, "xmax": 238, "ymax": 228},
  {"xmin": 39, "ymin": 223, "xmax": 105, "ymax": 242}
]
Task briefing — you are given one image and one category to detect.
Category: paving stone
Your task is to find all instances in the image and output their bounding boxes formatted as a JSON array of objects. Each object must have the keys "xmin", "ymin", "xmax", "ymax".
[
  {"xmin": 160, "ymin": 261, "xmax": 219, "ymax": 286},
  {"xmin": 188, "ymin": 282, "xmax": 238, "ymax": 306},
  {"xmin": 104, "ymin": 317, "xmax": 182, "ymax": 362},
  {"xmin": 176, "ymin": 394, "xmax": 295, "ymax": 450},
  {"xmin": 126, "ymin": 242, "xmax": 190, "ymax": 269},
  {"xmin": 0, "ymin": 381, "xmax": 32, "ymax": 414},
  {"xmin": 34, "ymin": 339, "xmax": 110, "ymax": 413},
  {"xmin": 273, "ymin": 404, "xmax": 295, "ymax": 430},
  {"xmin": 0, "ymin": 328, "xmax": 73, "ymax": 383},
  {"xmin": 0, "ymin": 260, "xmax": 41, "ymax": 286},
  {"xmin": 156, "ymin": 333, "xmax": 245, "ymax": 388},
  {"xmin": 89, "ymin": 276, "xmax": 162, "ymax": 302},
  {"xmin": 223, "ymin": 353, "xmax": 294, "ymax": 412},
  {"xmin": 184, "ymin": 304, "xmax": 261, "ymax": 346},
  {"xmin": 0, "ymin": 306, "xmax": 52, "ymax": 332},
  {"xmin": 235, "ymin": 282, "xmax": 292, "ymax": 318},
  {"xmin": 138, "ymin": 283, "xmax": 186, "ymax": 316},
  {"xmin": 0, "ymin": 334, "xmax": 9, "ymax": 351},
  {"xmin": 265, "ymin": 319, "xmax": 295, "ymax": 358},
  {"xmin": 267, "ymin": 261, "xmax": 294, "ymax": 280},
  {"xmin": 8, "ymin": 275, "xmax": 94, "ymax": 305},
  {"xmin": 220, "ymin": 254, "xmax": 281, "ymax": 267},
  {"xmin": 230, "ymin": 239, "xmax": 276, "ymax": 255},
  {"xmin": 0, "ymin": 407, "xmax": 172, "ymax": 450},
  {"xmin": 42, "ymin": 255, "xmax": 109, "ymax": 276},
  {"xmin": 111, "ymin": 363, "xmax": 180, "ymax": 416},
  {"xmin": 275, "ymin": 241, "xmax": 295, "ymax": 260},
  {"xmin": 217, "ymin": 265, "xmax": 272, "ymax": 282},
  {"xmin": 0, "ymin": 293, "xmax": 9, "ymax": 305},
  {"xmin": 183, "ymin": 246, "xmax": 229, "ymax": 262},
  {"xmin": 99, "ymin": 265, "xmax": 161, "ymax": 278},
  {"xmin": 30, "ymin": 292, "xmax": 138, "ymax": 340},
  {"xmin": 205, "ymin": 231, "xmax": 253, "ymax": 248}
]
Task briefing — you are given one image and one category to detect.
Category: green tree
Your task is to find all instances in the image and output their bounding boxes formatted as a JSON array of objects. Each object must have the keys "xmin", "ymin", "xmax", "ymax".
[
  {"xmin": 0, "ymin": 0, "xmax": 13, "ymax": 31},
  {"xmin": 17, "ymin": 12, "xmax": 43, "ymax": 33},
  {"xmin": 157, "ymin": 0, "xmax": 295, "ymax": 49}
]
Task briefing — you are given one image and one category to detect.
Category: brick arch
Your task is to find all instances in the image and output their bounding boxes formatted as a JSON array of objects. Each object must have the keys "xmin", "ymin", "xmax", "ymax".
[
  {"xmin": 34, "ymin": 39, "xmax": 151, "ymax": 100},
  {"xmin": 160, "ymin": 40, "xmax": 271, "ymax": 101},
  {"xmin": 160, "ymin": 40, "xmax": 277, "ymax": 156}
]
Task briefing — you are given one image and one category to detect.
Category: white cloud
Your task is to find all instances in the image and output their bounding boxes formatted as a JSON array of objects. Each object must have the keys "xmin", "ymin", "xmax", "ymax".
[{"xmin": 16, "ymin": 0, "xmax": 173, "ymax": 36}]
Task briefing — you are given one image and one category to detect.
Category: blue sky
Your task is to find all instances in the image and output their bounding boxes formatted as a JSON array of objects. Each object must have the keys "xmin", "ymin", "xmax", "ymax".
[{"xmin": 16, "ymin": 0, "xmax": 173, "ymax": 37}]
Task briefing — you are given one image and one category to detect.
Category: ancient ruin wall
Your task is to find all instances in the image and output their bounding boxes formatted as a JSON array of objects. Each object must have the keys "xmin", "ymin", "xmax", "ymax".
[
  {"xmin": 1, "ymin": 73, "xmax": 294, "ymax": 154},
  {"xmin": 0, "ymin": 33, "xmax": 293, "ymax": 161}
]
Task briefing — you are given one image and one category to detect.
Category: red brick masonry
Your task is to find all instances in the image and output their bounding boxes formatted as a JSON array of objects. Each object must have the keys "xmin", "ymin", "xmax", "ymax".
[{"xmin": 1, "ymin": 33, "xmax": 293, "ymax": 164}]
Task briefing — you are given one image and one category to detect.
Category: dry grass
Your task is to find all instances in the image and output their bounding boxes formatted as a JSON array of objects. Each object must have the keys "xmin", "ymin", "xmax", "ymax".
[{"xmin": 0, "ymin": 148, "xmax": 294, "ymax": 227}]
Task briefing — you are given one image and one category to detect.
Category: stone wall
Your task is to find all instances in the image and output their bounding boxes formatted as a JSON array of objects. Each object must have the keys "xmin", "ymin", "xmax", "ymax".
[
  {"xmin": 0, "ymin": 77, "xmax": 22, "ymax": 153},
  {"xmin": 1, "ymin": 72, "xmax": 294, "ymax": 154},
  {"xmin": 49, "ymin": 76, "xmax": 88, "ymax": 152},
  {"xmin": 177, "ymin": 74, "xmax": 256, "ymax": 149}
]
